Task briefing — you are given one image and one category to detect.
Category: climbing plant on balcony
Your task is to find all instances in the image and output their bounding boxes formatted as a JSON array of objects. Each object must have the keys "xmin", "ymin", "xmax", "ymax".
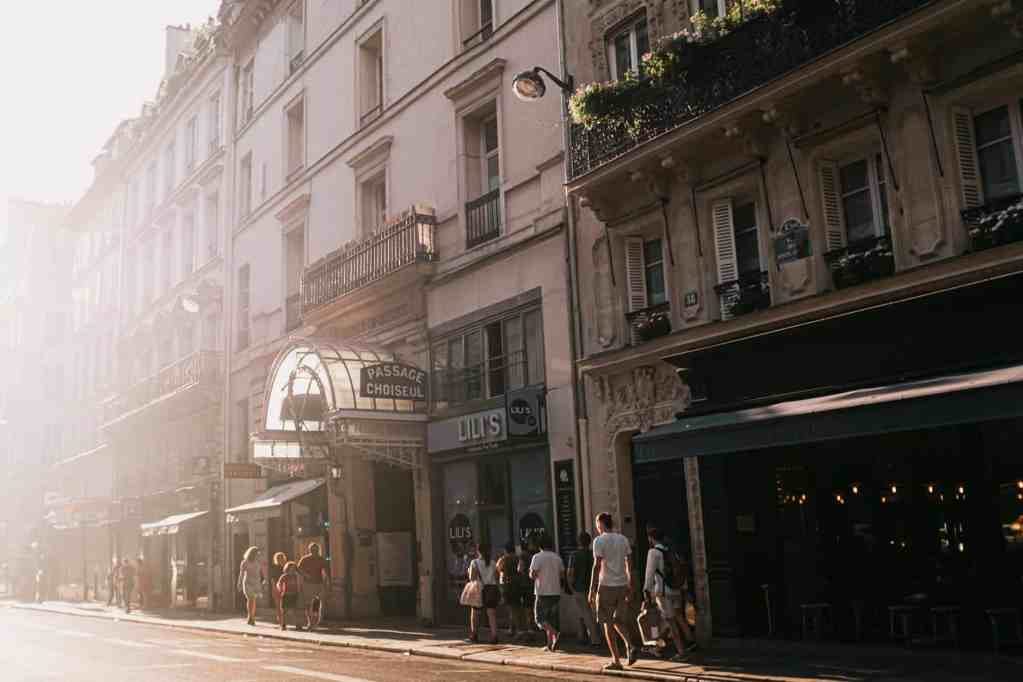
[{"xmin": 569, "ymin": 0, "xmax": 784, "ymax": 129}]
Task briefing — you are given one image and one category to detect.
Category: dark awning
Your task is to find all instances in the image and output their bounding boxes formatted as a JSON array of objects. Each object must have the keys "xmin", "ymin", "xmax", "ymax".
[{"xmin": 633, "ymin": 364, "xmax": 1023, "ymax": 464}]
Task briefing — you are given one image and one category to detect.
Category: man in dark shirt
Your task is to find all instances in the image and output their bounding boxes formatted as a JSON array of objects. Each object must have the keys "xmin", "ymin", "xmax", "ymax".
[
  {"xmin": 567, "ymin": 531, "xmax": 601, "ymax": 646},
  {"xmin": 297, "ymin": 543, "xmax": 329, "ymax": 631}
]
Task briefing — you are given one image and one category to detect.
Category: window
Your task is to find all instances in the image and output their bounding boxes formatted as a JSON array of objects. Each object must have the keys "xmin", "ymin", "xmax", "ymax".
[
  {"xmin": 285, "ymin": 97, "xmax": 305, "ymax": 178},
  {"xmin": 241, "ymin": 60, "xmax": 254, "ymax": 124},
  {"xmin": 181, "ymin": 212, "xmax": 195, "ymax": 277},
  {"xmin": 205, "ymin": 193, "xmax": 220, "ymax": 259},
  {"xmin": 606, "ymin": 15, "xmax": 649, "ymax": 80},
  {"xmin": 236, "ymin": 264, "xmax": 250, "ymax": 351},
  {"xmin": 208, "ymin": 92, "xmax": 222, "ymax": 152},
  {"xmin": 358, "ymin": 28, "xmax": 384, "ymax": 126},
  {"xmin": 432, "ymin": 307, "xmax": 544, "ymax": 408},
  {"xmin": 162, "ymin": 229, "xmax": 174, "ymax": 293},
  {"xmin": 240, "ymin": 153, "xmax": 253, "ymax": 217},
  {"xmin": 975, "ymin": 104, "xmax": 1022, "ymax": 201},
  {"xmin": 185, "ymin": 116, "xmax": 197, "ymax": 172},
  {"xmin": 624, "ymin": 237, "xmax": 668, "ymax": 313},
  {"xmin": 164, "ymin": 141, "xmax": 176, "ymax": 198},
  {"xmin": 287, "ymin": 1, "xmax": 305, "ymax": 73},
  {"xmin": 360, "ymin": 172, "xmax": 387, "ymax": 235},
  {"xmin": 733, "ymin": 201, "xmax": 761, "ymax": 276},
  {"xmin": 460, "ymin": 0, "xmax": 494, "ymax": 47},
  {"xmin": 481, "ymin": 115, "xmax": 500, "ymax": 193},
  {"xmin": 692, "ymin": 0, "xmax": 725, "ymax": 19},
  {"xmin": 838, "ymin": 155, "xmax": 889, "ymax": 244}
]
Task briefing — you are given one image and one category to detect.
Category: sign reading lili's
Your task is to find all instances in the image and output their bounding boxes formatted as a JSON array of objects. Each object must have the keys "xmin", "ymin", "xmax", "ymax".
[{"xmin": 359, "ymin": 362, "xmax": 427, "ymax": 400}]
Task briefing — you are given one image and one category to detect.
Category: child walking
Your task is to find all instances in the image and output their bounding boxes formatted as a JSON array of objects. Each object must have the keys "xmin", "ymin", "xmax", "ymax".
[{"xmin": 276, "ymin": 561, "xmax": 303, "ymax": 631}]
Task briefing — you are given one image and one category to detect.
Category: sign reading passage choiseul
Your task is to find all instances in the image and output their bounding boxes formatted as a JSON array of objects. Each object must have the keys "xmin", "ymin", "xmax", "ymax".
[{"xmin": 359, "ymin": 362, "xmax": 427, "ymax": 400}]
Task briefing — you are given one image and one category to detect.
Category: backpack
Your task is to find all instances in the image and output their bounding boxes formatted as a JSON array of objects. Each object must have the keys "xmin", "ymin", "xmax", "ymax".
[{"xmin": 655, "ymin": 545, "xmax": 686, "ymax": 592}]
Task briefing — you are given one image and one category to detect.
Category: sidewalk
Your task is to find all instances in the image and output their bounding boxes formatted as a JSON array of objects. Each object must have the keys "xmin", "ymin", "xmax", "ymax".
[{"xmin": 6, "ymin": 599, "xmax": 1022, "ymax": 681}]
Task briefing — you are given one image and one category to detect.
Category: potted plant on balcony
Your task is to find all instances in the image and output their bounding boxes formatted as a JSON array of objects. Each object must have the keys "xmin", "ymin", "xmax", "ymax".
[
  {"xmin": 635, "ymin": 310, "xmax": 672, "ymax": 341},
  {"xmin": 967, "ymin": 197, "xmax": 1023, "ymax": 252},
  {"xmin": 727, "ymin": 282, "xmax": 771, "ymax": 317}
]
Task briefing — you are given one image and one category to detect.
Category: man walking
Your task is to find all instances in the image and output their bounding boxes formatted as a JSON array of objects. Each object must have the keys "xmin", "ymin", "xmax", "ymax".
[
  {"xmin": 528, "ymin": 535, "xmax": 564, "ymax": 652},
  {"xmin": 119, "ymin": 559, "xmax": 136, "ymax": 614},
  {"xmin": 588, "ymin": 512, "xmax": 636, "ymax": 671},
  {"xmin": 297, "ymin": 543, "xmax": 329, "ymax": 631},
  {"xmin": 106, "ymin": 558, "xmax": 120, "ymax": 607},
  {"xmin": 644, "ymin": 526, "xmax": 695, "ymax": 661},
  {"xmin": 567, "ymin": 531, "xmax": 601, "ymax": 647}
]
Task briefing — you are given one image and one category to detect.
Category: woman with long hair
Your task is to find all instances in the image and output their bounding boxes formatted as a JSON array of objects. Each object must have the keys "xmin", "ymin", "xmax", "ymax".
[
  {"xmin": 271, "ymin": 552, "xmax": 288, "ymax": 627},
  {"xmin": 467, "ymin": 543, "xmax": 499, "ymax": 644},
  {"xmin": 237, "ymin": 546, "xmax": 265, "ymax": 626}
]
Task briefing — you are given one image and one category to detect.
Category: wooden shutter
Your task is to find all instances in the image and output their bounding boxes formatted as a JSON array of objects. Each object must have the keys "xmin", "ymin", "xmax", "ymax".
[
  {"xmin": 952, "ymin": 107, "xmax": 983, "ymax": 209},
  {"xmin": 712, "ymin": 198, "xmax": 738, "ymax": 320},
  {"xmin": 624, "ymin": 236, "xmax": 648, "ymax": 313},
  {"xmin": 818, "ymin": 160, "xmax": 847, "ymax": 252}
]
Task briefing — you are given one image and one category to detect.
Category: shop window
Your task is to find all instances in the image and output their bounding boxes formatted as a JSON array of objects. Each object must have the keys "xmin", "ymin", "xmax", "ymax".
[
  {"xmin": 606, "ymin": 14, "xmax": 649, "ymax": 80},
  {"xmin": 432, "ymin": 307, "xmax": 544, "ymax": 409}
]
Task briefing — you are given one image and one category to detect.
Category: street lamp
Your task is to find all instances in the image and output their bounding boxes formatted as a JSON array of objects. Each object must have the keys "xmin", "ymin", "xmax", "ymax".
[{"xmin": 511, "ymin": 67, "xmax": 575, "ymax": 102}]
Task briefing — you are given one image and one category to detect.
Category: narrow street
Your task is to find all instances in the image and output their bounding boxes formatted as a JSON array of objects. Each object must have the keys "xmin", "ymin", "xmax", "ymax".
[{"xmin": 0, "ymin": 608, "xmax": 606, "ymax": 682}]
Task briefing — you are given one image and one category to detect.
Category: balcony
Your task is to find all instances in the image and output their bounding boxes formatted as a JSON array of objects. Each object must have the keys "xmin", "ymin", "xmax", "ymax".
[
  {"xmin": 102, "ymin": 351, "xmax": 223, "ymax": 425},
  {"xmin": 285, "ymin": 293, "xmax": 301, "ymax": 332},
  {"xmin": 963, "ymin": 194, "xmax": 1023, "ymax": 253},
  {"xmin": 715, "ymin": 270, "xmax": 771, "ymax": 318},
  {"xmin": 465, "ymin": 188, "xmax": 501, "ymax": 248},
  {"xmin": 625, "ymin": 301, "xmax": 672, "ymax": 344},
  {"xmin": 824, "ymin": 234, "xmax": 895, "ymax": 290},
  {"xmin": 567, "ymin": 0, "xmax": 934, "ymax": 180},
  {"xmin": 302, "ymin": 205, "xmax": 436, "ymax": 315}
]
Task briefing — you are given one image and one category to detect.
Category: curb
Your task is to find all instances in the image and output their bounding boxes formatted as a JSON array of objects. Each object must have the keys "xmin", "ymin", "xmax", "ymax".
[{"xmin": 8, "ymin": 602, "xmax": 697, "ymax": 681}]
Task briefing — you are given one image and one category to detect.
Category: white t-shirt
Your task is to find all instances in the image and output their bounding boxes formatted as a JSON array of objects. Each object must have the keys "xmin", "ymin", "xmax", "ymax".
[
  {"xmin": 592, "ymin": 532, "xmax": 631, "ymax": 587},
  {"xmin": 643, "ymin": 544, "xmax": 678, "ymax": 596},
  {"xmin": 529, "ymin": 550, "xmax": 564, "ymax": 597},
  {"xmin": 469, "ymin": 558, "xmax": 497, "ymax": 585}
]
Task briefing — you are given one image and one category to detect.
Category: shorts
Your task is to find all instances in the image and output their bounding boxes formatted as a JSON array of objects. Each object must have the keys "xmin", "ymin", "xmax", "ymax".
[
  {"xmin": 535, "ymin": 595, "xmax": 561, "ymax": 631},
  {"xmin": 655, "ymin": 593, "xmax": 682, "ymax": 619},
  {"xmin": 282, "ymin": 593, "xmax": 298, "ymax": 609},
  {"xmin": 500, "ymin": 582, "xmax": 521, "ymax": 606},
  {"xmin": 302, "ymin": 581, "xmax": 324, "ymax": 607},
  {"xmin": 482, "ymin": 584, "xmax": 500, "ymax": 610},
  {"xmin": 595, "ymin": 584, "xmax": 629, "ymax": 625}
]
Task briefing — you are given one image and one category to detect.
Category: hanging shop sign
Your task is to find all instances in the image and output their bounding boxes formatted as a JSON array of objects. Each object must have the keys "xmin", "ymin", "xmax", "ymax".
[
  {"xmin": 554, "ymin": 460, "xmax": 578, "ymax": 557},
  {"xmin": 772, "ymin": 217, "xmax": 811, "ymax": 266},
  {"xmin": 507, "ymin": 387, "xmax": 546, "ymax": 438},
  {"xmin": 448, "ymin": 513, "xmax": 473, "ymax": 556},
  {"xmin": 428, "ymin": 407, "xmax": 507, "ymax": 453},
  {"xmin": 359, "ymin": 362, "xmax": 428, "ymax": 400}
]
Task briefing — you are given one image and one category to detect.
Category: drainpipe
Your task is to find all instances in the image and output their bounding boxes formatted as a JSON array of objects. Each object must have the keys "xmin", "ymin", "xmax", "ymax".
[{"xmin": 555, "ymin": 0, "xmax": 591, "ymax": 532}]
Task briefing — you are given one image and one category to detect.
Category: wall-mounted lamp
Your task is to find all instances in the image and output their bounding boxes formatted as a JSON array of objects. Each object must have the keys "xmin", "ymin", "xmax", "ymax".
[{"xmin": 512, "ymin": 67, "xmax": 574, "ymax": 102}]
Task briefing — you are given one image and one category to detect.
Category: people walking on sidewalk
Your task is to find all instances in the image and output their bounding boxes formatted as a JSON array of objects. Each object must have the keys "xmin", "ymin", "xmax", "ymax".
[
  {"xmin": 589, "ymin": 512, "xmax": 637, "ymax": 672},
  {"xmin": 643, "ymin": 526, "xmax": 695, "ymax": 661},
  {"xmin": 516, "ymin": 535, "xmax": 539, "ymax": 641},
  {"xmin": 119, "ymin": 559, "xmax": 136, "ymax": 614},
  {"xmin": 568, "ymin": 531, "xmax": 602, "ymax": 647},
  {"xmin": 276, "ymin": 561, "xmax": 303, "ymax": 631},
  {"xmin": 529, "ymin": 535, "xmax": 565, "ymax": 652},
  {"xmin": 272, "ymin": 552, "xmax": 288, "ymax": 629},
  {"xmin": 238, "ymin": 546, "xmax": 265, "ymax": 626},
  {"xmin": 298, "ymin": 543, "xmax": 329, "ymax": 631},
  {"xmin": 136, "ymin": 557, "xmax": 152, "ymax": 610},
  {"xmin": 106, "ymin": 558, "xmax": 120, "ymax": 607},
  {"xmin": 466, "ymin": 543, "xmax": 499, "ymax": 644},
  {"xmin": 496, "ymin": 542, "xmax": 522, "ymax": 637}
]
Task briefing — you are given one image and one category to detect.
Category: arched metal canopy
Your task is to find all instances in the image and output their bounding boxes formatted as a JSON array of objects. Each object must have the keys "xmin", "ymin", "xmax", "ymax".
[{"xmin": 256, "ymin": 338, "xmax": 426, "ymax": 470}]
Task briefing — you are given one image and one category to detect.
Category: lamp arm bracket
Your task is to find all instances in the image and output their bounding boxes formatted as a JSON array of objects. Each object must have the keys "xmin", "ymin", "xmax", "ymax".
[{"xmin": 534, "ymin": 67, "xmax": 574, "ymax": 93}]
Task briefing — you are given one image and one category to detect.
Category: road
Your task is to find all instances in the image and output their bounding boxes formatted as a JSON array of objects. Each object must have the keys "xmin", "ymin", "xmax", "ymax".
[{"xmin": 0, "ymin": 608, "xmax": 605, "ymax": 681}]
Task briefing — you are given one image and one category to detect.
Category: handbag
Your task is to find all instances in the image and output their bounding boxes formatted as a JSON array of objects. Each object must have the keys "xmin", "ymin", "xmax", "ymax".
[{"xmin": 460, "ymin": 579, "xmax": 484, "ymax": 608}]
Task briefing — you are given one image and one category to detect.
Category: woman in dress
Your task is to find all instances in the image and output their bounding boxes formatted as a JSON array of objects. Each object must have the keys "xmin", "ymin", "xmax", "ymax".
[
  {"xmin": 467, "ymin": 543, "xmax": 500, "ymax": 644},
  {"xmin": 237, "ymin": 546, "xmax": 265, "ymax": 626}
]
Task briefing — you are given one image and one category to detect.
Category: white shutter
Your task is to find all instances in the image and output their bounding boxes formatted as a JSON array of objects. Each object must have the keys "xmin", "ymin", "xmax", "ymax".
[
  {"xmin": 712, "ymin": 198, "xmax": 738, "ymax": 320},
  {"xmin": 818, "ymin": 160, "xmax": 847, "ymax": 252},
  {"xmin": 952, "ymin": 107, "xmax": 983, "ymax": 210},
  {"xmin": 624, "ymin": 236, "xmax": 648, "ymax": 313}
]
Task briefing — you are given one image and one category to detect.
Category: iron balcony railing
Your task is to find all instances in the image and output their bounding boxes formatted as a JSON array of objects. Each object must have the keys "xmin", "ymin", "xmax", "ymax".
[
  {"xmin": 466, "ymin": 188, "xmax": 501, "ymax": 248},
  {"xmin": 962, "ymin": 193, "xmax": 1023, "ymax": 252},
  {"xmin": 823, "ymin": 233, "xmax": 896, "ymax": 290},
  {"xmin": 103, "ymin": 350, "xmax": 223, "ymax": 424},
  {"xmin": 302, "ymin": 206, "xmax": 436, "ymax": 314},
  {"xmin": 568, "ymin": 0, "xmax": 935, "ymax": 180},
  {"xmin": 285, "ymin": 293, "xmax": 302, "ymax": 332},
  {"xmin": 714, "ymin": 270, "xmax": 771, "ymax": 318},
  {"xmin": 625, "ymin": 301, "xmax": 672, "ymax": 344}
]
